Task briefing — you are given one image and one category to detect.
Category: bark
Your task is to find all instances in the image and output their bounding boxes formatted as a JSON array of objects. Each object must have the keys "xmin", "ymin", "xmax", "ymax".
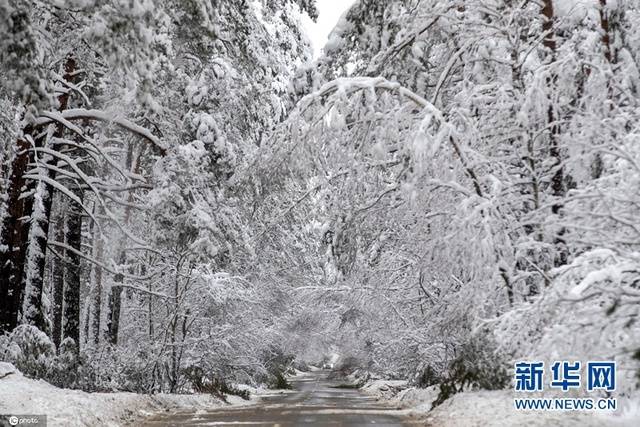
[
  {"xmin": 599, "ymin": 0, "xmax": 612, "ymax": 63},
  {"xmin": 0, "ymin": 127, "xmax": 42, "ymax": 333},
  {"xmin": 541, "ymin": 0, "xmax": 563, "ymax": 209},
  {"xmin": 51, "ymin": 195, "xmax": 66, "ymax": 348},
  {"xmin": 90, "ymin": 210, "xmax": 104, "ymax": 345},
  {"xmin": 541, "ymin": 0, "xmax": 557, "ymax": 53},
  {"xmin": 60, "ymin": 116, "xmax": 89, "ymax": 352},
  {"xmin": 63, "ymin": 187, "xmax": 82, "ymax": 350},
  {"xmin": 106, "ymin": 236, "xmax": 126, "ymax": 345},
  {"xmin": 83, "ymin": 296, "xmax": 91, "ymax": 346},
  {"xmin": 589, "ymin": 0, "xmax": 614, "ymax": 180},
  {"xmin": 541, "ymin": 0, "xmax": 569, "ymax": 268},
  {"xmin": 106, "ymin": 282, "xmax": 123, "ymax": 345}
]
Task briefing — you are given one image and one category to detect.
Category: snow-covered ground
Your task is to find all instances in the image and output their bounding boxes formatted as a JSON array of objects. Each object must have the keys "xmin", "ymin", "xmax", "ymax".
[
  {"xmin": 360, "ymin": 378, "xmax": 640, "ymax": 427},
  {"xmin": 0, "ymin": 362, "xmax": 253, "ymax": 426},
  {"xmin": 3, "ymin": 360, "xmax": 639, "ymax": 427},
  {"xmin": 424, "ymin": 390, "xmax": 640, "ymax": 427}
]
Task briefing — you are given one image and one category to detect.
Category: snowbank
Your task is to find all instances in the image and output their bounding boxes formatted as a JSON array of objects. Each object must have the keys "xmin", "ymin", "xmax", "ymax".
[
  {"xmin": 360, "ymin": 378, "xmax": 640, "ymax": 427},
  {"xmin": 0, "ymin": 363, "xmax": 248, "ymax": 426},
  {"xmin": 361, "ymin": 379, "xmax": 409, "ymax": 400},
  {"xmin": 394, "ymin": 386, "xmax": 439, "ymax": 412},
  {"xmin": 360, "ymin": 379, "xmax": 438, "ymax": 415},
  {"xmin": 425, "ymin": 390, "xmax": 640, "ymax": 427}
]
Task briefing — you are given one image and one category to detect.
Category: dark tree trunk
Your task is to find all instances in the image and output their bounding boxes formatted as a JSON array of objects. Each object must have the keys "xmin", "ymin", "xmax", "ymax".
[
  {"xmin": 0, "ymin": 128, "xmax": 42, "ymax": 333},
  {"xmin": 63, "ymin": 188, "xmax": 82, "ymax": 350},
  {"xmin": 541, "ymin": 0, "xmax": 569, "ymax": 268},
  {"xmin": 541, "ymin": 0, "xmax": 563, "ymax": 208},
  {"xmin": 51, "ymin": 195, "xmax": 66, "ymax": 348},
  {"xmin": 589, "ymin": 0, "xmax": 615, "ymax": 180},
  {"xmin": 541, "ymin": 0, "xmax": 556, "ymax": 52},
  {"xmin": 599, "ymin": 0, "xmax": 612, "ymax": 63},
  {"xmin": 107, "ymin": 282, "xmax": 123, "ymax": 345},
  {"xmin": 83, "ymin": 295, "xmax": 91, "ymax": 346}
]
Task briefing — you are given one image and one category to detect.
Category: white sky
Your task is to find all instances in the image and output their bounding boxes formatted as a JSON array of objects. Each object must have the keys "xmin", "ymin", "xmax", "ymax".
[{"xmin": 302, "ymin": 0, "xmax": 357, "ymax": 58}]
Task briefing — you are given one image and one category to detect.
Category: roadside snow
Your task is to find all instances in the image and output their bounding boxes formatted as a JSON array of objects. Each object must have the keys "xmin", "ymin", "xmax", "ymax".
[
  {"xmin": 0, "ymin": 363, "xmax": 249, "ymax": 427},
  {"xmin": 361, "ymin": 379, "xmax": 409, "ymax": 400},
  {"xmin": 425, "ymin": 390, "xmax": 640, "ymax": 427},
  {"xmin": 360, "ymin": 379, "xmax": 640, "ymax": 427},
  {"xmin": 394, "ymin": 386, "xmax": 439, "ymax": 412},
  {"xmin": 0, "ymin": 362, "xmax": 15, "ymax": 378}
]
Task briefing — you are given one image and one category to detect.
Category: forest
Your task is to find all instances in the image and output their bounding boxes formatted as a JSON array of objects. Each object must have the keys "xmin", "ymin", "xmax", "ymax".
[{"xmin": 0, "ymin": 0, "xmax": 639, "ymax": 422}]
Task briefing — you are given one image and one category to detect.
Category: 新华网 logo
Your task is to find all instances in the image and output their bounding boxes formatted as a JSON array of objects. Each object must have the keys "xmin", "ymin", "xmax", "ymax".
[{"xmin": 513, "ymin": 360, "xmax": 616, "ymax": 411}]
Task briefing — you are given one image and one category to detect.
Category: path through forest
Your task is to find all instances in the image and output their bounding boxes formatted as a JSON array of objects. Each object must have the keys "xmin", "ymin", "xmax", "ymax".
[{"xmin": 140, "ymin": 370, "xmax": 416, "ymax": 426}]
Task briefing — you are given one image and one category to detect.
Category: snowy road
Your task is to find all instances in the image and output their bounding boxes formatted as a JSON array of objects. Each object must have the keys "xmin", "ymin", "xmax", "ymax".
[{"xmin": 140, "ymin": 370, "xmax": 414, "ymax": 426}]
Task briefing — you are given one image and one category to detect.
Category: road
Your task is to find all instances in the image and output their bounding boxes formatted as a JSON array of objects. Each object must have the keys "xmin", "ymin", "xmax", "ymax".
[{"xmin": 140, "ymin": 370, "xmax": 414, "ymax": 426}]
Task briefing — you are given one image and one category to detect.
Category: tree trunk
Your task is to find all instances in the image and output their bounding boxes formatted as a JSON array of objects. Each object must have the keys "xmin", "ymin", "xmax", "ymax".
[
  {"xmin": 83, "ymin": 294, "xmax": 91, "ymax": 346},
  {"xmin": 107, "ymin": 283, "xmax": 123, "ymax": 345},
  {"xmin": 599, "ymin": 0, "xmax": 612, "ymax": 63},
  {"xmin": 51, "ymin": 195, "xmax": 66, "ymax": 348},
  {"xmin": 91, "ymin": 209, "xmax": 104, "ymax": 345},
  {"xmin": 541, "ymin": 0, "xmax": 563, "ymax": 208},
  {"xmin": 540, "ymin": 0, "xmax": 569, "ymax": 268},
  {"xmin": 589, "ymin": 0, "xmax": 615, "ymax": 180},
  {"xmin": 63, "ymin": 188, "xmax": 82, "ymax": 350},
  {"xmin": 0, "ymin": 127, "xmax": 42, "ymax": 334},
  {"xmin": 20, "ymin": 162, "xmax": 57, "ymax": 333}
]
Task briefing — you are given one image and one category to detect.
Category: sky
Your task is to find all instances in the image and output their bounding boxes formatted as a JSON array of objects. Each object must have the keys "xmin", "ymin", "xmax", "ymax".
[{"xmin": 302, "ymin": 0, "xmax": 357, "ymax": 58}]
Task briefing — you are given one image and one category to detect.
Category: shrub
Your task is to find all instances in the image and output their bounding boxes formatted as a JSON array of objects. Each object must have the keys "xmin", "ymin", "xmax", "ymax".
[
  {"xmin": 217, "ymin": 379, "xmax": 251, "ymax": 400},
  {"xmin": 0, "ymin": 325, "xmax": 55, "ymax": 379},
  {"xmin": 260, "ymin": 345, "xmax": 294, "ymax": 389},
  {"xmin": 47, "ymin": 338, "xmax": 80, "ymax": 388},
  {"xmin": 184, "ymin": 365, "xmax": 251, "ymax": 400},
  {"xmin": 269, "ymin": 371, "xmax": 291, "ymax": 389},
  {"xmin": 415, "ymin": 365, "xmax": 440, "ymax": 388},
  {"xmin": 432, "ymin": 335, "xmax": 509, "ymax": 408}
]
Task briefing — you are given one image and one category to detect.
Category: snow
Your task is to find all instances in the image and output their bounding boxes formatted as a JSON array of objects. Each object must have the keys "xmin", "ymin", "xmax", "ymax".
[
  {"xmin": 0, "ymin": 362, "xmax": 15, "ymax": 378},
  {"xmin": 425, "ymin": 390, "xmax": 640, "ymax": 427},
  {"xmin": 570, "ymin": 264, "xmax": 619, "ymax": 296},
  {"xmin": 359, "ymin": 379, "xmax": 640, "ymax": 427},
  {"xmin": 33, "ymin": 109, "xmax": 167, "ymax": 155},
  {"xmin": 361, "ymin": 379, "xmax": 409, "ymax": 399},
  {"xmin": 553, "ymin": 0, "xmax": 599, "ymax": 25},
  {"xmin": 0, "ymin": 364, "xmax": 250, "ymax": 427}
]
